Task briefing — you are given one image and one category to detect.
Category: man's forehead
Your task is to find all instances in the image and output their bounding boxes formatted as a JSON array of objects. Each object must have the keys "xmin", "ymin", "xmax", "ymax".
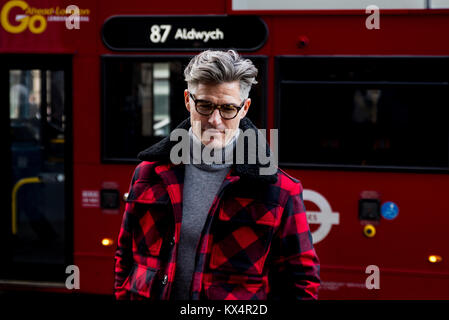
[{"xmin": 194, "ymin": 81, "xmax": 241, "ymax": 100}]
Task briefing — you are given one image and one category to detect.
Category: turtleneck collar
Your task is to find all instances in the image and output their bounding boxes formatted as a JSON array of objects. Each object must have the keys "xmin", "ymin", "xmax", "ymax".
[{"xmin": 188, "ymin": 127, "xmax": 238, "ymax": 172}]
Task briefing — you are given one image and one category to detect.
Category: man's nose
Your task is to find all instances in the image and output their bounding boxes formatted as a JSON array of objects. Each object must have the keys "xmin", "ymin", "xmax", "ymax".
[{"xmin": 208, "ymin": 108, "xmax": 222, "ymax": 126}]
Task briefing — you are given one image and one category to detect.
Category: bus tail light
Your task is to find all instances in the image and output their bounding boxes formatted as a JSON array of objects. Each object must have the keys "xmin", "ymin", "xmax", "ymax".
[
  {"xmin": 428, "ymin": 255, "xmax": 443, "ymax": 264},
  {"xmin": 101, "ymin": 238, "xmax": 114, "ymax": 247}
]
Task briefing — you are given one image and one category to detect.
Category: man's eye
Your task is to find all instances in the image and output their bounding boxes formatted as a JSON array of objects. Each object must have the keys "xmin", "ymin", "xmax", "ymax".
[
  {"xmin": 197, "ymin": 103, "xmax": 214, "ymax": 108},
  {"xmin": 222, "ymin": 105, "xmax": 237, "ymax": 111}
]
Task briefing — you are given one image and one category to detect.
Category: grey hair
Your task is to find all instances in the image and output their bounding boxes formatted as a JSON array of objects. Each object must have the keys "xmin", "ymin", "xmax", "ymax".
[{"xmin": 184, "ymin": 50, "xmax": 258, "ymax": 100}]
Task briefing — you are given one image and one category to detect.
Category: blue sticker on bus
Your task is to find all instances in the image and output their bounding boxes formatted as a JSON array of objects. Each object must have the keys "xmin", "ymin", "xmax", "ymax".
[{"xmin": 381, "ymin": 202, "xmax": 399, "ymax": 220}]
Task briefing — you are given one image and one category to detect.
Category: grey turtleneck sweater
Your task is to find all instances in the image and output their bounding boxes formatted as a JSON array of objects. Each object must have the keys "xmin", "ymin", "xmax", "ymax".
[{"xmin": 173, "ymin": 128, "xmax": 238, "ymax": 300}]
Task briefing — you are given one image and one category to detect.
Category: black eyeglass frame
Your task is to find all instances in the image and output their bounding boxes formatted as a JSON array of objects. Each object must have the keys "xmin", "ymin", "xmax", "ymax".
[{"xmin": 189, "ymin": 92, "xmax": 246, "ymax": 120}]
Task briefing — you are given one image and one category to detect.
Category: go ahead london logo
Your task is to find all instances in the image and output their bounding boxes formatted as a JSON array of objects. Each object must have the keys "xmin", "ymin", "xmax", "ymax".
[{"xmin": 1, "ymin": 0, "xmax": 90, "ymax": 34}]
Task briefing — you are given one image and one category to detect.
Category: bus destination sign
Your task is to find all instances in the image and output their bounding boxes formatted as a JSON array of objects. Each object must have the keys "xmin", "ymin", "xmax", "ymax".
[{"xmin": 102, "ymin": 16, "xmax": 268, "ymax": 51}]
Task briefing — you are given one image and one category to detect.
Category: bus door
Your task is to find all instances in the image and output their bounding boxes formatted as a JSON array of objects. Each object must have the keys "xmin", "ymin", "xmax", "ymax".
[{"xmin": 0, "ymin": 55, "xmax": 72, "ymax": 285}]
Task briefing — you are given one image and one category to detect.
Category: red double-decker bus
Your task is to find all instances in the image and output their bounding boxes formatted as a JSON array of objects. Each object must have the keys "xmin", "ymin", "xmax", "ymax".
[{"xmin": 1, "ymin": 0, "xmax": 449, "ymax": 299}]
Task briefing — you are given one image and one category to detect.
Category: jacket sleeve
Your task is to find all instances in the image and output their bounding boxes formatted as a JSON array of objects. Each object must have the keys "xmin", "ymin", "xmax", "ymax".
[
  {"xmin": 268, "ymin": 181, "xmax": 321, "ymax": 300},
  {"xmin": 114, "ymin": 169, "xmax": 139, "ymax": 300}
]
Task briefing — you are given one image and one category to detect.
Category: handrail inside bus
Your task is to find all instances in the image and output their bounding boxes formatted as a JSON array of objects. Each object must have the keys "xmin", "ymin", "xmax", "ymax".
[{"xmin": 11, "ymin": 177, "xmax": 42, "ymax": 235}]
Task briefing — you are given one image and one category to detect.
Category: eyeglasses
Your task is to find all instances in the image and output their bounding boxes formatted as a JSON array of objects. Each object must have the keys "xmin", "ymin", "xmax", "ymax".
[{"xmin": 189, "ymin": 92, "xmax": 245, "ymax": 120}]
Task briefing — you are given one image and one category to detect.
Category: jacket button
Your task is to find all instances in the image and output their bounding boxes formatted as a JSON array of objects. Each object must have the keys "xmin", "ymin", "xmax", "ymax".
[
  {"xmin": 169, "ymin": 237, "xmax": 175, "ymax": 246},
  {"xmin": 162, "ymin": 274, "xmax": 168, "ymax": 286}
]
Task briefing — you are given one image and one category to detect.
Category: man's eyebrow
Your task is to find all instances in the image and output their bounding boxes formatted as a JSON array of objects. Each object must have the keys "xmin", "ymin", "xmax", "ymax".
[
  {"xmin": 195, "ymin": 97, "xmax": 213, "ymax": 102},
  {"xmin": 196, "ymin": 97, "xmax": 239, "ymax": 105}
]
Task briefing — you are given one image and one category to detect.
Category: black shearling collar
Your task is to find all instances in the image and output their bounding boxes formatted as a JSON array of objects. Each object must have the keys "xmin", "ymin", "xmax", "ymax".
[{"xmin": 137, "ymin": 117, "xmax": 278, "ymax": 184}]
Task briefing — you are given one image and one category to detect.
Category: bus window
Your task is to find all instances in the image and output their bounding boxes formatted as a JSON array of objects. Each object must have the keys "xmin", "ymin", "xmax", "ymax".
[
  {"xmin": 102, "ymin": 56, "xmax": 267, "ymax": 162},
  {"xmin": 277, "ymin": 57, "xmax": 449, "ymax": 170}
]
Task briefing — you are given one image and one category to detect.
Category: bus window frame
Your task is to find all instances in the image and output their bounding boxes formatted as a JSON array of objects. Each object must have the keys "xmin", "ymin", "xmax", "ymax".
[
  {"xmin": 275, "ymin": 55, "xmax": 449, "ymax": 174},
  {"xmin": 101, "ymin": 54, "xmax": 268, "ymax": 164}
]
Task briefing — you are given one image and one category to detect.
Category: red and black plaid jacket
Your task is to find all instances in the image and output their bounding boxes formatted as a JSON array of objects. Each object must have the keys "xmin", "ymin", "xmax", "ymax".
[{"xmin": 114, "ymin": 118, "xmax": 320, "ymax": 300}]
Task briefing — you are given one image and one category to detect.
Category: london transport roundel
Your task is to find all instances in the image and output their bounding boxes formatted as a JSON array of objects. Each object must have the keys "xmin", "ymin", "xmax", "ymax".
[{"xmin": 303, "ymin": 189, "xmax": 340, "ymax": 244}]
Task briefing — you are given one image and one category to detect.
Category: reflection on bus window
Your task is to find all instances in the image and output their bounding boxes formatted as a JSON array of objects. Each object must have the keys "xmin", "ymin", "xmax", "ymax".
[
  {"xmin": 46, "ymin": 70, "xmax": 65, "ymax": 136},
  {"xmin": 352, "ymin": 89, "xmax": 380, "ymax": 125},
  {"xmin": 10, "ymin": 70, "xmax": 41, "ymax": 142},
  {"xmin": 139, "ymin": 62, "xmax": 171, "ymax": 137},
  {"xmin": 153, "ymin": 62, "xmax": 170, "ymax": 136}
]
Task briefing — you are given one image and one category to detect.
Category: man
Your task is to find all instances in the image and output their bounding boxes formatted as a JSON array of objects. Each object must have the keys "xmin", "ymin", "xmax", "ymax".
[{"xmin": 114, "ymin": 50, "xmax": 320, "ymax": 300}]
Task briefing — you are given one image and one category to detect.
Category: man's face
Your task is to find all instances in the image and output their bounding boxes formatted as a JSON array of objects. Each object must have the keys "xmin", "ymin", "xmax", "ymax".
[{"xmin": 184, "ymin": 81, "xmax": 251, "ymax": 148}]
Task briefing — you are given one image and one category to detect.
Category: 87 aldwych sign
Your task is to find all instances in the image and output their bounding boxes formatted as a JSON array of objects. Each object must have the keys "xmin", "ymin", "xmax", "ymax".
[{"xmin": 102, "ymin": 15, "xmax": 268, "ymax": 51}]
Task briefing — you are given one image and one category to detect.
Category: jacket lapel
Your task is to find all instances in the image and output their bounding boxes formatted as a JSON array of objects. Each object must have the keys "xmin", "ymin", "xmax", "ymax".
[{"xmin": 154, "ymin": 163, "xmax": 184, "ymax": 225}]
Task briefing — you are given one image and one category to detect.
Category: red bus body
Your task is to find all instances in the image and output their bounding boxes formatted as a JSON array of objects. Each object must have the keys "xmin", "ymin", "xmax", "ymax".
[{"xmin": 1, "ymin": 0, "xmax": 449, "ymax": 299}]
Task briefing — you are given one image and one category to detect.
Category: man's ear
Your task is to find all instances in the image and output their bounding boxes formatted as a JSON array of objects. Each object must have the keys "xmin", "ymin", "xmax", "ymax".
[
  {"xmin": 184, "ymin": 89, "xmax": 191, "ymax": 112},
  {"xmin": 241, "ymin": 98, "xmax": 251, "ymax": 118}
]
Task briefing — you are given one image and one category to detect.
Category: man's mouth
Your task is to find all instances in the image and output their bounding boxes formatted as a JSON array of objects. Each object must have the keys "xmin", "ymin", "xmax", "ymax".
[{"xmin": 203, "ymin": 128, "xmax": 224, "ymax": 134}]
